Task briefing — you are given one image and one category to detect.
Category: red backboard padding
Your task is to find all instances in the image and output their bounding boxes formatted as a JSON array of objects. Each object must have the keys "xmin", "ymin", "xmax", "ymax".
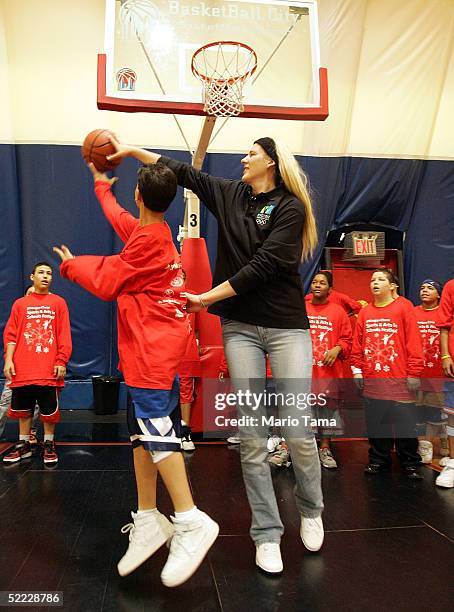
[{"xmin": 181, "ymin": 238, "xmax": 224, "ymax": 431}]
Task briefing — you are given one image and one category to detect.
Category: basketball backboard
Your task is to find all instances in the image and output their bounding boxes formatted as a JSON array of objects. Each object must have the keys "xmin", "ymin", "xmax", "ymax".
[{"xmin": 98, "ymin": 0, "xmax": 328, "ymax": 120}]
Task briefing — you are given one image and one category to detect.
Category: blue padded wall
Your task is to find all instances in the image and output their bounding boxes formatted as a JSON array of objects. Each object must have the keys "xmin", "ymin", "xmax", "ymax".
[{"xmin": 0, "ymin": 144, "xmax": 452, "ymax": 407}]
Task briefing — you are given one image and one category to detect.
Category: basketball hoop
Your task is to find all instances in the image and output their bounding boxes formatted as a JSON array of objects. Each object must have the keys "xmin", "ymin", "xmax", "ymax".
[{"xmin": 191, "ymin": 41, "xmax": 257, "ymax": 117}]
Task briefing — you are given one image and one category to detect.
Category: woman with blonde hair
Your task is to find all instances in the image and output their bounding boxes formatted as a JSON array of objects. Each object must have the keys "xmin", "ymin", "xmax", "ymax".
[{"xmin": 109, "ymin": 136, "xmax": 324, "ymax": 575}]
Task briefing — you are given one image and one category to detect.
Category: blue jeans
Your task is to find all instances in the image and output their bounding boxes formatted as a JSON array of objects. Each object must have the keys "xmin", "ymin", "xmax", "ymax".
[{"xmin": 222, "ymin": 320, "xmax": 324, "ymax": 544}]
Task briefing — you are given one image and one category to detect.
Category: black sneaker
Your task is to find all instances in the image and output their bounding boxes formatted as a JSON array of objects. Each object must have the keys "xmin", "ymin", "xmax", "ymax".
[
  {"xmin": 364, "ymin": 463, "xmax": 390, "ymax": 475},
  {"xmin": 403, "ymin": 466, "xmax": 423, "ymax": 480},
  {"xmin": 43, "ymin": 441, "xmax": 58, "ymax": 464},
  {"xmin": 3, "ymin": 442, "xmax": 32, "ymax": 464}
]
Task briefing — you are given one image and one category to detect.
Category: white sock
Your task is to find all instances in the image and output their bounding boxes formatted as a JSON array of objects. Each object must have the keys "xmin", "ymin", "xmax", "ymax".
[
  {"xmin": 174, "ymin": 506, "xmax": 200, "ymax": 523},
  {"xmin": 136, "ymin": 508, "xmax": 158, "ymax": 516},
  {"xmin": 19, "ymin": 435, "xmax": 30, "ymax": 442},
  {"xmin": 44, "ymin": 434, "xmax": 54, "ymax": 442}
]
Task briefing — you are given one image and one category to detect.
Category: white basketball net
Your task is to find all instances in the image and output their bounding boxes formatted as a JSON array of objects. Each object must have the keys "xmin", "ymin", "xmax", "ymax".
[{"xmin": 192, "ymin": 42, "xmax": 257, "ymax": 117}]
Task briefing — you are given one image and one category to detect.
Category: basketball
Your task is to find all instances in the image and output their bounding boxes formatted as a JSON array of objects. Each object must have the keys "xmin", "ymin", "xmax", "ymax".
[{"xmin": 81, "ymin": 129, "xmax": 120, "ymax": 172}]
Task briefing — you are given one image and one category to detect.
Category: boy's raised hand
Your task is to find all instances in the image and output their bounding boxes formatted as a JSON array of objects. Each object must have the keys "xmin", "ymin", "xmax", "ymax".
[
  {"xmin": 106, "ymin": 134, "xmax": 135, "ymax": 163},
  {"xmin": 87, "ymin": 162, "xmax": 118, "ymax": 185},
  {"xmin": 53, "ymin": 245, "xmax": 75, "ymax": 262}
]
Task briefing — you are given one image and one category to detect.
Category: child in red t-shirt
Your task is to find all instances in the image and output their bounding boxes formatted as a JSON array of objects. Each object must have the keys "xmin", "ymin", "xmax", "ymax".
[
  {"xmin": 413, "ymin": 279, "xmax": 447, "ymax": 464},
  {"xmin": 437, "ymin": 278, "xmax": 454, "ymax": 487},
  {"xmin": 306, "ymin": 272, "xmax": 352, "ymax": 469},
  {"xmin": 0, "ymin": 286, "xmax": 40, "ymax": 447},
  {"xmin": 3, "ymin": 262, "xmax": 71, "ymax": 465},
  {"xmin": 351, "ymin": 269, "xmax": 424, "ymax": 478},
  {"xmin": 53, "ymin": 162, "xmax": 218, "ymax": 587}
]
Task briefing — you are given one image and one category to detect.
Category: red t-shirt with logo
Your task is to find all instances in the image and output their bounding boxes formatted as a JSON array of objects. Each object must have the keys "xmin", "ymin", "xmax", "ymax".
[
  {"xmin": 60, "ymin": 181, "xmax": 189, "ymax": 390},
  {"xmin": 414, "ymin": 305, "xmax": 443, "ymax": 391},
  {"xmin": 351, "ymin": 299, "xmax": 424, "ymax": 401},
  {"xmin": 306, "ymin": 301, "xmax": 352, "ymax": 398},
  {"xmin": 3, "ymin": 293, "xmax": 72, "ymax": 388}
]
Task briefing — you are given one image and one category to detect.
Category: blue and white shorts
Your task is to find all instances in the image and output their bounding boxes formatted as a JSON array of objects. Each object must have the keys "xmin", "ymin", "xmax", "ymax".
[{"xmin": 127, "ymin": 377, "xmax": 182, "ymax": 456}]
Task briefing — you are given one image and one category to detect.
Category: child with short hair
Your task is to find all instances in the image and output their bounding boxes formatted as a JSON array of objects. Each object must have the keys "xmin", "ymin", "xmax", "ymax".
[
  {"xmin": 54, "ymin": 162, "xmax": 218, "ymax": 587},
  {"xmin": 3, "ymin": 262, "xmax": 71, "ymax": 465},
  {"xmin": 306, "ymin": 272, "xmax": 352, "ymax": 469},
  {"xmin": 305, "ymin": 270, "xmax": 361, "ymax": 317},
  {"xmin": 413, "ymin": 279, "xmax": 446, "ymax": 464},
  {"xmin": 351, "ymin": 269, "xmax": 424, "ymax": 479}
]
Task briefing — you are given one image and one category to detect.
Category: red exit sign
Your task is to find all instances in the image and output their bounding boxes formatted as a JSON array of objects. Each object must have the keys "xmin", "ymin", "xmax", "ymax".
[{"xmin": 352, "ymin": 234, "xmax": 378, "ymax": 256}]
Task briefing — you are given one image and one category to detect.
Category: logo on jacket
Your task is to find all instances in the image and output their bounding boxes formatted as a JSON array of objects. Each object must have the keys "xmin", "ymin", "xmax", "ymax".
[{"xmin": 255, "ymin": 204, "xmax": 276, "ymax": 226}]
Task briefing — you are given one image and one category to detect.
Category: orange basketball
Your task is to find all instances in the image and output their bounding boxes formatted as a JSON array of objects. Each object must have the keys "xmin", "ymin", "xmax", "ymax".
[{"xmin": 81, "ymin": 129, "xmax": 120, "ymax": 172}]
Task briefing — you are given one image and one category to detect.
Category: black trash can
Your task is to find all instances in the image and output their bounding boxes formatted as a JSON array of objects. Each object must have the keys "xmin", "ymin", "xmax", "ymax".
[{"xmin": 92, "ymin": 376, "xmax": 121, "ymax": 415}]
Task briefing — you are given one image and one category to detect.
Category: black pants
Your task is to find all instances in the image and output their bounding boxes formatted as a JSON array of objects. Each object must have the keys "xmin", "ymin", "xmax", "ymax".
[{"xmin": 364, "ymin": 398, "xmax": 421, "ymax": 468}]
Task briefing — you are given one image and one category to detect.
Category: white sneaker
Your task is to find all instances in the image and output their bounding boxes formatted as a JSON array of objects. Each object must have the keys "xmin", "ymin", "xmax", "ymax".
[
  {"xmin": 255, "ymin": 542, "xmax": 283, "ymax": 573},
  {"xmin": 117, "ymin": 510, "xmax": 174, "ymax": 577},
  {"xmin": 319, "ymin": 447, "xmax": 338, "ymax": 469},
  {"xmin": 227, "ymin": 435, "xmax": 241, "ymax": 444},
  {"xmin": 435, "ymin": 459, "xmax": 454, "ymax": 488},
  {"xmin": 418, "ymin": 440, "xmax": 433, "ymax": 464},
  {"xmin": 439, "ymin": 456, "xmax": 451, "ymax": 467},
  {"xmin": 161, "ymin": 511, "xmax": 219, "ymax": 587},
  {"xmin": 300, "ymin": 516, "xmax": 324, "ymax": 552}
]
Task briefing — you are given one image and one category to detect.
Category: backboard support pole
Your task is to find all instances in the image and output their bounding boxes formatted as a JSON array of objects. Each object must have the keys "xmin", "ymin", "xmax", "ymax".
[{"xmin": 179, "ymin": 116, "xmax": 217, "ymax": 247}]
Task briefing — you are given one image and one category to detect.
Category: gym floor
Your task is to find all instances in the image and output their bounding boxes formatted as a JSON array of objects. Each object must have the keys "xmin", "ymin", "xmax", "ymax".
[{"xmin": 0, "ymin": 417, "xmax": 452, "ymax": 612}]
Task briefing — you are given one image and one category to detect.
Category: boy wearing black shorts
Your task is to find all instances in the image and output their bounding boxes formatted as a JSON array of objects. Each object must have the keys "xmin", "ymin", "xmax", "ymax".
[{"xmin": 3, "ymin": 262, "xmax": 72, "ymax": 465}]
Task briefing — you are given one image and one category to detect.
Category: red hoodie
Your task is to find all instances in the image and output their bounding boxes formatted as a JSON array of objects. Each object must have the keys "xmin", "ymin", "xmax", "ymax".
[
  {"xmin": 61, "ymin": 181, "xmax": 189, "ymax": 389},
  {"xmin": 4, "ymin": 293, "xmax": 72, "ymax": 388},
  {"xmin": 306, "ymin": 301, "xmax": 352, "ymax": 399},
  {"xmin": 351, "ymin": 299, "xmax": 424, "ymax": 401}
]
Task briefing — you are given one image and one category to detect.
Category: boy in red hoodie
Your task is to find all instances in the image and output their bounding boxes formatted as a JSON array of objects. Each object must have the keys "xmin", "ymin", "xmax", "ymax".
[
  {"xmin": 351, "ymin": 269, "xmax": 424, "ymax": 478},
  {"xmin": 54, "ymin": 162, "xmax": 218, "ymax": 587},
  {"xmin": 3, "ymin": 262, "xmax": 71, "ymax": 465}
]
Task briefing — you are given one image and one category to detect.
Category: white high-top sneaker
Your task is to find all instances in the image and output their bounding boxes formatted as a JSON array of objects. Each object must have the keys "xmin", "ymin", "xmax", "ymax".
[
  {"xmin": 160, "ymin": 511, "xmax": 219, "ymax": 587},
  {"xmin": 117, "ymin": 510, "xmax": 174, "ymax": 577},
  {"xmin": 435, "ymin": 459, "xmax": 454, "ymax": 488}
]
